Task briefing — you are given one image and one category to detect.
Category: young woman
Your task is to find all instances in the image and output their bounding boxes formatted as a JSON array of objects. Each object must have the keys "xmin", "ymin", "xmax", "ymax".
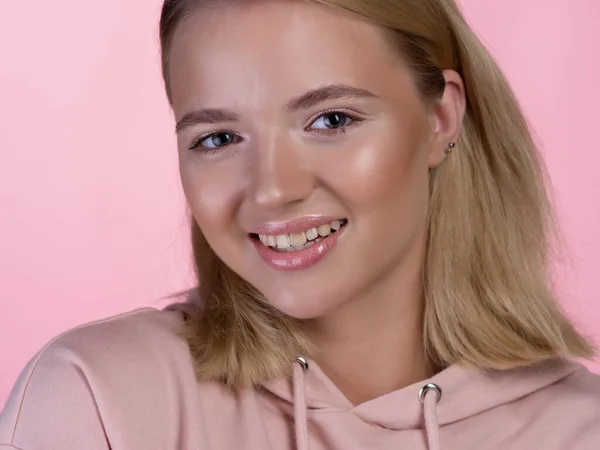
[{"xmin": 1, "ymin": 0, "xmax": 599, "ymax": 448}]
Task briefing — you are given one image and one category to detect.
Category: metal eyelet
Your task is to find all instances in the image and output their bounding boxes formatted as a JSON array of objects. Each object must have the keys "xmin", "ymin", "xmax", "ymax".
[
  {"xmin": 294, "ymin": 356, "xmax": 309, "ymax": 371},
  {"xmin": 418, "ymin": 383, "xmax": 442, "ymax": 404}
]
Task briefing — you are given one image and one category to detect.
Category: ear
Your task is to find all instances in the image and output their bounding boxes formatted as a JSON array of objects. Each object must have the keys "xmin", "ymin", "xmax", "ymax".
[{"xmin": 428, "ymin": 70, "xmax": 466, "ymax": 168}]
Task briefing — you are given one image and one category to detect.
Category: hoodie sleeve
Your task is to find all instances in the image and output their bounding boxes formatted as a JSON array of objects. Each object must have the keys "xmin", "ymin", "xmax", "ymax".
[{"xmin": 0, "ymin": 340, "xmax": 110, "ymax": 450}]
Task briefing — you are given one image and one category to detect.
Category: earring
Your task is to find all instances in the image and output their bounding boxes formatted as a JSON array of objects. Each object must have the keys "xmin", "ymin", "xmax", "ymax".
[{"xmin": 444, "ymin": 142, "xmax": 456, "ymax": 154}]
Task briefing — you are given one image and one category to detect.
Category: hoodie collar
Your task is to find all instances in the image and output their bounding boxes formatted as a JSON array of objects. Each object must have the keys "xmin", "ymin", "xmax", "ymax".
[
  {"xmin": 261, "ymin": 356, "xmax": 583, "ymax": 430},
  {"xmin": 166, "ymin": 296, "xmax": 584, "ymax": 429}
]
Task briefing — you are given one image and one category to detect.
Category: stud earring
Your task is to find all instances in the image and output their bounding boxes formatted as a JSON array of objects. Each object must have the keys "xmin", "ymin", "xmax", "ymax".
[{"xmin": 444, "ymin": 142, "xmax": 456, "ymax": 154}]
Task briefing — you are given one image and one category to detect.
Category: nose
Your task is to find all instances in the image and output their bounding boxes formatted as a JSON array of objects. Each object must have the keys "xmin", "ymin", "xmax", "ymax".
[{"xmin": 249, "ymin": 133, "xmax": 315, "ymax": 212}]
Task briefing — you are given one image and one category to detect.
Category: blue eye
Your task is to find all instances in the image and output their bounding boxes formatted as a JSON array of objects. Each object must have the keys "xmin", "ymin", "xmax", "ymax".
[
  {"xmin": 189, "ymin": 132, "xmax": 240, "ymax": 151},
  {"xmin": 309, "ymin": 111, "xmax": 358, "ymax": 132}
]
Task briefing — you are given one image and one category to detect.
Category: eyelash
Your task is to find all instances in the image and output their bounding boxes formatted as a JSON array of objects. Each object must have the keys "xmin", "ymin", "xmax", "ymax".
[{"xmin": 187, "ymin": 109, "xmax": 364, "ymax": 152}]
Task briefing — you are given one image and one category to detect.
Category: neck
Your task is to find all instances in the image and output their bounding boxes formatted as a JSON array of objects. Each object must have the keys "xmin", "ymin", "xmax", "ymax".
[{"xmin": 305, "ymin": 243, "xmax": 434, "ymax": 405}]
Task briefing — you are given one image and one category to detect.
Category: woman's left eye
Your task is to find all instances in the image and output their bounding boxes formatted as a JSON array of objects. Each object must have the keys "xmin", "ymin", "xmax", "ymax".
[{"xmin": 309, "ymin": 111, "xmax": 358, "ymax": 132}]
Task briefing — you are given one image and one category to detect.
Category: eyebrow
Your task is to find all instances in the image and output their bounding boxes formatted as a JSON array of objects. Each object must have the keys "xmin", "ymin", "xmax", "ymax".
[
  {"xmin": 286, "ymin": 84, "xmax": 378, "ymax": 111},
  {"xmin": 175, "ymin": 109, "xmax": 239, "ymax": 133},
  {"xmin": 175, "ymin": 83, "xmax": 378, "ymax": 133}
]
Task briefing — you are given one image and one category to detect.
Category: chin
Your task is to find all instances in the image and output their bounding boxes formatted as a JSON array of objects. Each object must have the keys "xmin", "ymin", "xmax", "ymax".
[{"xmin": 259, "ymin": 286, "xmax": 345, "ymax": 320}]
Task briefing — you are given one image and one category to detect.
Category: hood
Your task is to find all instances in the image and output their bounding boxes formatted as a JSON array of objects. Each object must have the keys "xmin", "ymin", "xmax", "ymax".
[
  {"xmin": 167, "ymin": 295, "xmax": 586, "ymax": 449},
  {"xmin": 260, "ymin": 356, "xmax": 583, "ymax": 450},
  {"xmin": 260, "ymin": 356, "xmax": 582, "ymax": 430}
]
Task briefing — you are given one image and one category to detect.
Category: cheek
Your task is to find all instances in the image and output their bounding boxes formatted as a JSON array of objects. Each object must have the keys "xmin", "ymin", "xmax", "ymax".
[
  {"xmin": 178, "ymin": 158, "xmax": 241, "ymax": 234},
  {"xmin": 325, "ymin": 128, "xmax": 431, "ymax": 213}
]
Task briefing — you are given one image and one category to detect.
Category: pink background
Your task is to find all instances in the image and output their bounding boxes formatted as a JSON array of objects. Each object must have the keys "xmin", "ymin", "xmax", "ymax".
[{"xmin": 1, "ymin": 0, "xmax": 599, "ymax": 408}]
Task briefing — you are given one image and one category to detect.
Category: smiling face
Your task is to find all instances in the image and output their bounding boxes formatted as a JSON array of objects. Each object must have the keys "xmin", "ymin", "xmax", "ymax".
[{"xmin": 168, "ymin": 0, "xmax": 455, "ymax": 320}]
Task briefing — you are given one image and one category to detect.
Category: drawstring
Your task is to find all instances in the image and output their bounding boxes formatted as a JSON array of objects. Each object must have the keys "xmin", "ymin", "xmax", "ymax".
[
  {"xmin": 419, "ymin": 383, "xmax": 442, "ymax": 450},
  {"xmin": 293, "ymin": 357, "xmax": 310, "ymax": 450},
  {"xmin": 292, "ymin": 358, "xmax": 442, "ymax": 450}
]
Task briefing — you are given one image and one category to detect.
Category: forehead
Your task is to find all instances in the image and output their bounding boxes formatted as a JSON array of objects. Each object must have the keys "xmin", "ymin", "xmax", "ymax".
[{"xmin": 168, "ymin": 0, "xmax": 413, "ymax": 112}]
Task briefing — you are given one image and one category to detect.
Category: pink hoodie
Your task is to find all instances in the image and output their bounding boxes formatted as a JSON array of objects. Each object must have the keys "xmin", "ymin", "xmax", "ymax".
[{"xmin": 1, "ymin": 306, "xmax": 599, "ymax": 449}]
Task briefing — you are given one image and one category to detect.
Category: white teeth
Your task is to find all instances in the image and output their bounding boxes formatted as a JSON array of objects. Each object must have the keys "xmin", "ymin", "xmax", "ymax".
[
  {"xmin": 302, "ymin": 237, "xmax": 323, "ymax": 249},
  {"xmin": 257, "ymin": 219, "xmax": 346, "ymax": 252},
  {"xmin": 306, "ymin": 227, "xmax": 318, "ymax": 241},
  {"xmin": 275, "ymin": 235, "xmax": 291, "ymax": 249},
  {"xmin": 290, "ymin": 232, "xmax": 307, "ymax": 247},
  {"xmin": 317, "ymin": 224, "xmax": 331, "ymax": 237}
]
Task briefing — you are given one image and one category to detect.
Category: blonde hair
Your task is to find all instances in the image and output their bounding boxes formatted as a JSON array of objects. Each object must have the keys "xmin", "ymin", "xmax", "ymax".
[{"xmin": 159, "ymin": 0, "xmax": 595, "ymax": 387}]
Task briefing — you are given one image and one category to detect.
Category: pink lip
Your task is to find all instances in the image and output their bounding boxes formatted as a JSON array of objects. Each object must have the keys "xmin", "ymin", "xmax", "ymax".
[
  {"xmin": 251, "ymin": 216, "xmax": 345, "ymax": 236},
  {"xmin": 252, "ymin": 223, "xmax": 347, "ymax": 271}
]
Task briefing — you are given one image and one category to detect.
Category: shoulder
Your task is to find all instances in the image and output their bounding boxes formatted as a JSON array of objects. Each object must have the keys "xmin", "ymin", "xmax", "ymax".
[
  {"xmin": 543, "ymin": 364, "xmax": 600, "ymax": 413},
  {"xmin": 520, "ymin": 364, "xmax": 600, "ymax": 447},
  {"xmin": 0, "ymin": 307, "xmax": 201, "ymax": 449},
  {"xmin": 47, "ymin": 306, "xmax": 191, "ymax": 363},
  {"xmin": 20, "ymin": 306, "xmax": 194, "ymax": 386},
  {"xmin": 553, "ymin": 365, "xmax": 600, "ymax": 419}
]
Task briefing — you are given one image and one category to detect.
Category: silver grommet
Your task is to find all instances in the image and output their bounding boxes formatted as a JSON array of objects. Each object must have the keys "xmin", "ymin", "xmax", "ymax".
[
  {"xmin": 294, "ymin": 356, "xmax": 309, "ymax": 371},
  {"xmin": 418, "ymin": 383, "xmax": 442, "ymax": 404}
]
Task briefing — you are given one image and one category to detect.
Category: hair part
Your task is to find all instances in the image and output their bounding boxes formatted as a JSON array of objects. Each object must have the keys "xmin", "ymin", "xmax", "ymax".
[{"xmin": 159, "ymin": 0, "xmax": 594, "ymax": 387}]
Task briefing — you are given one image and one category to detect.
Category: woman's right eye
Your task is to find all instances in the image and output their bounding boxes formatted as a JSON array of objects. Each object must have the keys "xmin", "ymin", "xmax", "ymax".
[{"xmin": 189, "ymin": 132, "xmax": 241, "ymax": 152}]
